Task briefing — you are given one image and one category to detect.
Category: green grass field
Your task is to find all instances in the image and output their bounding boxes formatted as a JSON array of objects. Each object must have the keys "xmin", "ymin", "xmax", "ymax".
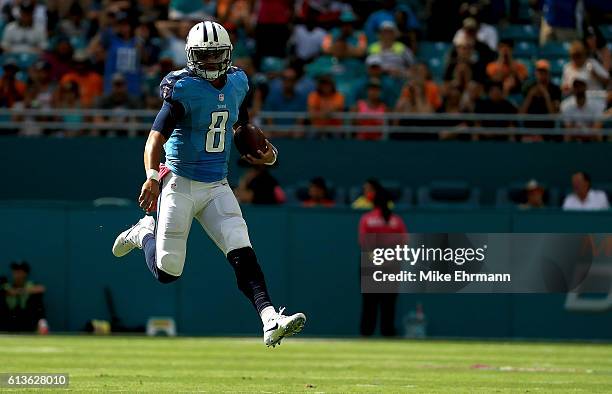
[{"xmin": 1, "ymin": 335, "xmax": 611, "ymax": 393}]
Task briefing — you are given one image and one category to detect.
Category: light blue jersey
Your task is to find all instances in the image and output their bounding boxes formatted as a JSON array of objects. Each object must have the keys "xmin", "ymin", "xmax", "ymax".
[{"xmin": 159, "ymin": 67, "xmax": 249, "ymax": 182}]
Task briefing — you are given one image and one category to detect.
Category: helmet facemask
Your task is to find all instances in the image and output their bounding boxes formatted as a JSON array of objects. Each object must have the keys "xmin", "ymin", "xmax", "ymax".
[{"xmin": 187, "ymin": 46, "xmax": 232, "ymax": 81}]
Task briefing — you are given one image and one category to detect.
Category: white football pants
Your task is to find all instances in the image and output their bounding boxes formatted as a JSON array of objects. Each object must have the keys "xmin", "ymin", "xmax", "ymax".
[{"xmin": 155, "ymin": 171, "xmax": 252, "ymax": 276}]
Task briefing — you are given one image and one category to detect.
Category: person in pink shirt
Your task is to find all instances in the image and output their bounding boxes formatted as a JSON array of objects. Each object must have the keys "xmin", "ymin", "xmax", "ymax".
[
  {"xmin": 359, "ymin": 188, "xmax": 408, "ymax": 336},
  {"xmin": 353, "ymin": 79, "xmax": 387, "ymax": 141}
]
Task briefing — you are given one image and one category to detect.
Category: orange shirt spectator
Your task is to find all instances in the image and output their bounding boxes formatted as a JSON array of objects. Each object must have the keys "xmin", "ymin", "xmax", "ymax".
[
  {"xmin": 486, "ymin": 39, "xmax": 528, "ymax": 94},
  {"xmin": 0, "ymin": 61, "xmax": 26, "ymax": 107},
  {"xmin": 60, "ymin": 54, "xmax": 103, "ymax": 108},
  {"xmin": 486, "ymin": 61, "xmax": 528, "ymax": 82},
  {"xmin": 307, "ymin": 76, "xmax": 345, "ymax": 128},
  {"xmin": 399, "ymin": 80, "xmax": 442, "ymax": 110}
]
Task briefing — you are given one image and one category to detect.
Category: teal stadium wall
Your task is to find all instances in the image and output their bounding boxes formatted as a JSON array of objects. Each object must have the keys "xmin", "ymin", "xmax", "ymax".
[
  {"xmin": 1, "ymin": 202, "xmax": 612, "ymax": 340},
  {"xmin": 2, "ymin": 138, "xmax": 612, "ymax": 339},
  {"xmin": 3, "ymin": 138, "xmax": 612, "ymax": 203}
]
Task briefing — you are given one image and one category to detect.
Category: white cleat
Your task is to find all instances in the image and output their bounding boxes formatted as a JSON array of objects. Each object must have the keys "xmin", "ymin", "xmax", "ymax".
[
  {"xmin": 111, "ymin": 216, "xmax": 155, "ymax": 257},
  {"xmin": 263, "ymin": 307, "xmax": 306, "ymax": 348}
]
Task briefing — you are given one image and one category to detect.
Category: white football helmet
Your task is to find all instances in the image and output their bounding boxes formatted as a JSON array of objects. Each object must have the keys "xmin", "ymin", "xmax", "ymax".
[{"xmin": 185, "ymin": 21, "xmax": 233, "ymax": 81}]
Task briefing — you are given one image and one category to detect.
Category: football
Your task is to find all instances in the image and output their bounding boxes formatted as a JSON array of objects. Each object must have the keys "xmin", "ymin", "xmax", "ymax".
[{"xmin": 234, "ymin": 123, "xmax": 268, "ymax": 158}]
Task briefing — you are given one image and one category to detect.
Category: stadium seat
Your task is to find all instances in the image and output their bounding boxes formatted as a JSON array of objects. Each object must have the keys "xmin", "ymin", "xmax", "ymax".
[
  {"xmin": 500, "ymin": 25, "xmax": 539, "ymax": 42},
  {"xmin": 285, "ymin": 181, "xmax": 346, "ymax": 206},
  {"xmin": 424, "ymin": 57, "xmax": 445, "ymax": 81},
  {"xmin": 417, "ymin": 181, "xmax": 480, "ymax": 208},
  {"xmin": 514, "ymin": 41, "xmax": 537, "ymax": 58},
  {"xmin": 417, "ymin": 41, "xmax": 451, "ymax": 61},
  {"xmin": 539, "ymin": 41, "xmax": 570, "ymax": 59},
  {"xmin": 260, "ymin": 57, "xmax": 286, "ymax": 73},
  {"xmin": 549, "ymin": 58, "xmax": 566, "ymax": 77},
  {"xmin": 495, "ymin": 182, "xmax": 560, "ymax": 208},
  {"xmin": 600, "ymin": 25, "xmax": 612, "ymax": 41}
]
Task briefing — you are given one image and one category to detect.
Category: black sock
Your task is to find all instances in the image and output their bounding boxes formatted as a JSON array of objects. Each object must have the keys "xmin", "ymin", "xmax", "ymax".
[
  {"xmin": 227, "ymin": 247, "xmax": 273, "ymax": 314},
  {"xmin": 142, "ymin": 233, "xmax": 179, "ymax": 284}
]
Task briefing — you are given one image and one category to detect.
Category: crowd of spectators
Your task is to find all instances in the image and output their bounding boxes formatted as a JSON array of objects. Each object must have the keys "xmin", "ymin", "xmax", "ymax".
[{"xmin": 0, "ymin": 0, "xmax": 610, "ymax": 139}]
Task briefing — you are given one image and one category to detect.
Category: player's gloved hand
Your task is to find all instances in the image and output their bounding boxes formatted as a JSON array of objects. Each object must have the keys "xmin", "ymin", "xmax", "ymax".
[
  {"xmin": 139, "ymin": 179, "xmax": 160, "ymax": 212},
  {"xmin": 244, "ymin": 140, "xmax": 276, "ymax": 165}
]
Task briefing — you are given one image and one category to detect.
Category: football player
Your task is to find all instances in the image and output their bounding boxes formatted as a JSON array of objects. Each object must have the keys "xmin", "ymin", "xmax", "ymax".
[{"xmin": 111, "ymin": 21, "xmax": 305, "ymax": 347}]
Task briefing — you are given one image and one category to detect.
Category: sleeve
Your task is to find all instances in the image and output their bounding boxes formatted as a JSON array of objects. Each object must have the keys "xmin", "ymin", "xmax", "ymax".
[
  {"xmin": 237, "ymin": 99, "xmax": 250, "ymax": 126},
  {"xmin": 151, "ymin": 100, "xmax": 185, "ymax": 138},
  {"xmin": 591, "ymin": 59, "xmax": 610, "ymax": 78}
]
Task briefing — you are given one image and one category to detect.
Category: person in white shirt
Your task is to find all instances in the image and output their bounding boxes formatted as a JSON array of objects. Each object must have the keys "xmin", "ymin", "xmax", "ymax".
[
  {"xmin": 290, "ymin": 21, "xmax": 327, "ymax": 64},
  {"xmin": 1, "ymin": 2, "xmax": 47, "ymax": 54},
  {"xmin": 453, "ymin": 17, "xmax": 498, "ymax": 52},
  {"xmin": 563, "ymin": 172, "xmax": 610, "ymax": 211},
  {"xmin": 561, "ymin": 41, "xmax": 609, "ymax": 94},
  {"xmin": 560, "ymin": 77, "xmax": 605, "ymax": 140}
]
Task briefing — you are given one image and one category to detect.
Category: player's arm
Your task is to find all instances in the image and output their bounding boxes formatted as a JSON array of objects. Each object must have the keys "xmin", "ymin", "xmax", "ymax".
[
  {"xmin": 138, "ymin": 100, "xmax": 183, "ymax": 211},
  {"xmin": 237, "ymin": 100, "xmax": 278, "ymax": 166}
]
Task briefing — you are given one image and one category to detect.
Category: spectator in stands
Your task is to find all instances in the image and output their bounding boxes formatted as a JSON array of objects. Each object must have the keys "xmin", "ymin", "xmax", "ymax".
[
  {"xmin": 307, "ymin": 75, "xmax": 345, "ymax": 136},
  {"xmin": 359, "ymin": 188, "xmax": 407, "ymax": 337},
  {"xmin": 368, "ymin": 21, "xmax": 414, "ymax": 78},
  {"xmin": 226, "ymin": 23, "xmax": 256, "ymax": 60},
  {"xmin": 168, "ymin": 0, "xmax": 216, "ymax": 20},
  {"xmin": 263, "ymin": 67, "xmax": 309, "ymax": 137},
  {"xmin": 563, "ymin": 171, "xmax": 610, "ymax": 210},
  {"xmin": 520, "ymin": 59, "xmax": 561, "ymax": 135},
  {"xmin": 155, "ymin": 20, "xmax": 193, "ymax": 67},
  {"xmin": 25, "ymin": 61, "xmax": 55, "ymax": 110},
  {"xmin": 322, "ymin": 10, "xmax": 367, "ymax": 60},
  {"xmin": 1, "ymin": 261, "xmax": 46, "ymax": 332},
  {"xmin": 217, "ymin": 0, "xmax": 253, "ymax": 27},
  {"xmin": 57, "ymin": 2, "xmax": 90, "ymax": 50},
  {"xmin": 352, "ymin": 79, "xmax": 387, "ymax": 141},
  {"xmin": 519, "ymin": 179, "xmax": 546, "ymax": 209},
  {"xmin": 561, "ymin": 77, "xmax": 605, "ymax": 141},
  {"xmin": 42, "ymin": 37, "xmax": 74, "ymax": 81},
  {"xmin": 474, "ymin": 81, "xmax": 517, "ymax": 139},
  {"xmin": 253, "ymin": 0, "xmax": 293, "ymax": 62},
  {"xmin": 453, "ymin": 16, "xmax": 498, "ymax": 52},
  {"xmin": 437, "ymin": 87, "xmax": 469, "ymax": 140},
  {"xmin": 1, "ymin": 1, "xmax": 47, "ymax": 54},
  {"xmin": 52, "ymin": 80, "xmax": 83, "ymax": 136},
  {"xmin": 0, "ymin": 60, "xmax": 26, "ymax": 108},
  {"xmin": 561, "ymin": 41, "xmax": 609, "ymax": 94},
  {"xmin": 302, "ymin": 177, "xmax": 335, "ymax": 207},
  {"xmin": 364, "ymin": 0, "xmax": 419, "ymax": 49},
  {"xmin": 91, "ymin": 11, "xmax": 142, "ymax": 96},
  {"xmin": 584, "ymin": 25, "xmax": 611, "ymax": 74},
  {"xmin": 459, "ymin": 80, "xmax": 484, "ymax": 113},
  {"xmin": 3, "ymin": 0, "xmax": 47, "ymax": 26},
  {"xmin": 93, "ymin": 73, "xmax": 139, "ymax": 136},
  {"xmin": 395, "ymin": 78, "xmax": 436, "ymax": 114},
  {"xmin": 352, "ymin": 178, "xmax": 393, "ymax": 210},
  {"xmin": 290, "ymin": 15, "xmax": 327, "ymax": 65},
  {"xmin": 235, "ymin": 166, "xmax": 285, "ymax": 205},
  {"xmin": 486, "ymin": 39, "xmax": 528, "ymax": 96},
  {"xmin": 60, "ymin": 52, "xmax": 104, "ymax": 108},
  {"xmin": 135, "ymin": 20, "xmax": 162, "ymax": 68},
  {"xmin": 352, "ymin": 55, "xmax": 399, "ymax": 109},
  {"xmin": 444, "ymin": 35, "xmax": 490, "ymax": 88},
  {"xmin": 539, "ymin": 0, "xmax": 578, "ymax": 45},
  {"xmin": 398, "ymin": 63, "xmax": 442, "ymax": 111}
]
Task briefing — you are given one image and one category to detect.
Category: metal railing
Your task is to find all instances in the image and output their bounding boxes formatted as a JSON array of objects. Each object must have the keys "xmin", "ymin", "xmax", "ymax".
[{"xmin": 0, "ymin": 108, "xmax": 609, "ymax": 137}]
